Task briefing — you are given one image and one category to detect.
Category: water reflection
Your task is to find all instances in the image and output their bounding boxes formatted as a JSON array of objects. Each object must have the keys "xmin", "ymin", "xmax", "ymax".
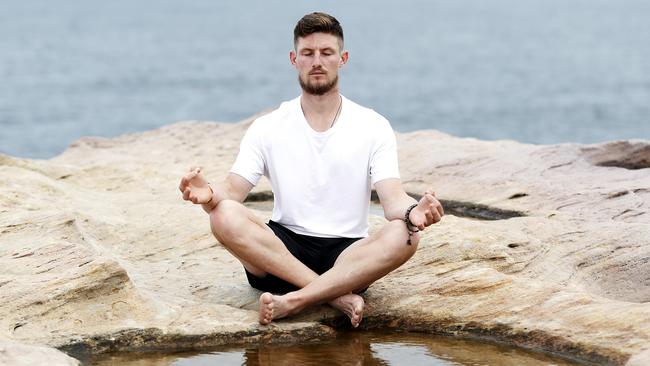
[{"xmin": 88, "ymin": 331, "xmax": 582, "ymax": 366}]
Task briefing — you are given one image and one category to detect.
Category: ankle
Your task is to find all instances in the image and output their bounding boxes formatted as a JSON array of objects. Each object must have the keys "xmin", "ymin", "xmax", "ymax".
[{"xmin": 283, "ymin": 292, "xmax": 306, "ymax": 314}]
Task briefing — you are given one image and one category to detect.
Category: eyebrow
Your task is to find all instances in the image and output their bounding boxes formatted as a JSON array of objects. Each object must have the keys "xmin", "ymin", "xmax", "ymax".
[{"xmin": 299, "ymin": 46, "xmax": 337, "ymax": 53}]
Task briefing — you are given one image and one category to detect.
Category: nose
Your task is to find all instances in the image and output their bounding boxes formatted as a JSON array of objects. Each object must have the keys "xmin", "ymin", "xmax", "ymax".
[{"xmin": 311, "ymin": 52, "xmax": 323, "ymax": 68}]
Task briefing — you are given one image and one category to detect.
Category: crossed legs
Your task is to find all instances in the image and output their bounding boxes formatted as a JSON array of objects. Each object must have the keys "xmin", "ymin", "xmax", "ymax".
[{"xmin": 209, "ymin": 199, "xmax": 419, "ymax": 326}]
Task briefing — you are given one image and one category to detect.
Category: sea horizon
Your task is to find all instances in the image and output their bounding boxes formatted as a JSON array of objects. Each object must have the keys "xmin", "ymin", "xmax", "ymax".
[{"xmin": 1, "ymin": 0, "xmax": 649, "ymax": 159}]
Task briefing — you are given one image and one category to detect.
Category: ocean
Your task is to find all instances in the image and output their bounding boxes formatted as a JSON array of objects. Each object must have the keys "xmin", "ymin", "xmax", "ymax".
[{"xmin": 1, "ymin": 0, "xmax": 649, "ymax": 158}]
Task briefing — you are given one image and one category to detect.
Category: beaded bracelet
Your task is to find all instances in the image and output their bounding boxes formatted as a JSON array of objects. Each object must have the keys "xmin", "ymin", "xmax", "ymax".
[{"xmin": 404, "ymin": 203, "xmax": 419, "ymax": 245}]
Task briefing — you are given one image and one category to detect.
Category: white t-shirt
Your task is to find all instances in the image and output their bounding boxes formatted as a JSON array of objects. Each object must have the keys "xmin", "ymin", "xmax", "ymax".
[{"xmin": 230, "ymin": 95, "xmax": 400, "ymax": 238}]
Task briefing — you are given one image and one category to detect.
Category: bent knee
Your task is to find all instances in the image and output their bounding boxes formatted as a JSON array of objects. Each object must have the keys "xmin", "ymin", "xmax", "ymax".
[
  {"xmin": 209, "ymin": 200, "xmax": 249, "ymax": 242},
  {"xmin": 380, "ymin": 219, "xmax": 419, "ymax": 261},
  {"xmin": 390, "ymin": 219, "xmax": 421, "ymax": 246}
]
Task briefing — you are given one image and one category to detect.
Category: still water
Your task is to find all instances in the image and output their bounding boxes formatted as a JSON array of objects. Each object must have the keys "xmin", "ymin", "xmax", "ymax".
[
  {"xmin": 2, "ymin": 0, "xmax": 650, "ymax": 158},
  {"xmin": 86, "ymin": 331, "xmax": 583, "ymax": 366}
]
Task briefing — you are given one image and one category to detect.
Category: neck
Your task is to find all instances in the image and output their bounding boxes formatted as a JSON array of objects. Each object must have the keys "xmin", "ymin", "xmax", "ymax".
[{"xmin": 300, "ymin": 89, "xmax": 342, "ymax": 132}]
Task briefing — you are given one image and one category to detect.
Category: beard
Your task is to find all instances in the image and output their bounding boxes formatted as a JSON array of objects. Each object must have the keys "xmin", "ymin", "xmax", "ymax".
[{"xmin": 299, "ymin": 73, "xmax": 338, "ymax": 96}]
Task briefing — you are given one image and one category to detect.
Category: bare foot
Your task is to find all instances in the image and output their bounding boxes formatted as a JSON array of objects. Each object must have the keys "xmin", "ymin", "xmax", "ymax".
[
  {"xmin": 329, "ymin": 293, "xmax": 364, "ymax": 328},
  {"xmin": 258, "ymin": 292, "xmax": 298, "ymax": 325}
]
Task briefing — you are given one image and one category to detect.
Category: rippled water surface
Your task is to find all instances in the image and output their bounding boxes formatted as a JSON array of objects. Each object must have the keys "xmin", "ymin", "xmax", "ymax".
[{"xmin": 86, "ymin": 331, "xmax": 583, "ymax": 366}]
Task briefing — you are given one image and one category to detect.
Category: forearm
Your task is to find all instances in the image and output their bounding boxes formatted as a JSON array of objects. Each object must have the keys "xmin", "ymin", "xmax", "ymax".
[
  {"xmin": 376, "ymin": 179, "xmax": 443, "ymax": 235},
  {"xmin": 201, "ymin": 179, "xmax": 246, "ymax": 213},
  {"xmin": 382, "ymin": 191, "xmax": 418, "ymax": 222}
]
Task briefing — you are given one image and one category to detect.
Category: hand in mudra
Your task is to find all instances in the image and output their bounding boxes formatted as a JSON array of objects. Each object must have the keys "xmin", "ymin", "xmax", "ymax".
[
  {"xmin": 408, "ymin": 190, "xmax": 444, "ymax": 230},
  {"xmin": 179, "ymin": 167, "xmax": 213, "ymax": 204}
]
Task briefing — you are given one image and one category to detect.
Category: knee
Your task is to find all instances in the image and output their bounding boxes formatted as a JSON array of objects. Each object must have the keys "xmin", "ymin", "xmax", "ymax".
[
  {"xmin": 209, "ymin": 200, "xmax": 248, "ymax": 243},
  {"xmin": 379, "ymin": 220, "xmax": 419, "ymax": 263}
]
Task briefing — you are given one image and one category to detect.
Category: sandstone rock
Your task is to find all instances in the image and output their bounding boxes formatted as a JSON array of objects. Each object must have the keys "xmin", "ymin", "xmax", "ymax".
[
  {"xmin": 1, "ymin": 117, "xmax": 649, "ymax": 365},
  {"xmin": 0, "ymin": 339, "xmax": 80, "ymax": 366},
  {"xmin": 626, "ymin": 348, "xmax": 650, "ymax": 366}
]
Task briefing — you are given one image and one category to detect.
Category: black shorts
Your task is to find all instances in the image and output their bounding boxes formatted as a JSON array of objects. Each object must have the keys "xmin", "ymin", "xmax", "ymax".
[{"xmin": 245, "ymin": 220, "xmax": 364, "ymax": 294}]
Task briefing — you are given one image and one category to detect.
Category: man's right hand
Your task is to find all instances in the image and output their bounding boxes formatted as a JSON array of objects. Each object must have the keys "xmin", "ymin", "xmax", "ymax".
[{"xmin": 179, "ymin": 167, "xmax": 214, "ymax": 205}]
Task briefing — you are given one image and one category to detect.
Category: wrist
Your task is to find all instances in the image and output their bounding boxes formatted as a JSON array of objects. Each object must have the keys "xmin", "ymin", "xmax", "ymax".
[
  {"xmin": 202, "ymin": 184, "xmax": 218, "ymax": 212},
  {"xmin": 404, "ymin": 203, "xmax": 418, "ymax": 228},
  {"xmin": 404, "ymin": 203, "xmax": 419, "ymax": 245}
]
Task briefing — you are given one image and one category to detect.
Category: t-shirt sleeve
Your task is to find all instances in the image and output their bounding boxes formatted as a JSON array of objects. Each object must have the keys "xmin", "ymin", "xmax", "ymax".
[
  {"xmin": 369, "ymin": 118, "xmax": 400, "ymax": 185},
  {"xmin": 229, "ymin": 121, "xmax": 266, "ymax": 186}
]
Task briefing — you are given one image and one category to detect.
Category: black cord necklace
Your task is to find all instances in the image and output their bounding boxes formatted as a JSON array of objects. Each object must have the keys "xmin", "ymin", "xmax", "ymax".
[
  {"xmin": 301, "ymin": 95, "xmax": 343, "ymax": 130},
  {"xmin": 329, "ymin": 95, "xmax": 343, "ymax": 129}
]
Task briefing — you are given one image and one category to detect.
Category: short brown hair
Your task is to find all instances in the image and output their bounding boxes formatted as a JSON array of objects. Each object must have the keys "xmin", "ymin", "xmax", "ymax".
[{"xmin": 293, "ymin": 12, "xmax": 344, "ymax": 50}]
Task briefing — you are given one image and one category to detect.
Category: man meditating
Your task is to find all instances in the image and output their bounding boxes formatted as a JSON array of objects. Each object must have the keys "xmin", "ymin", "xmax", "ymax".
[{"xmin": 179, "ymin": 12, "xmax": 443, "ymax": 327}]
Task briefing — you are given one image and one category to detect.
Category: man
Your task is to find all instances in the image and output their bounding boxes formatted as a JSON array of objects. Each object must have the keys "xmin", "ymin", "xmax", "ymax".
[{"xmin": 179, "ymin": 12, "xmax": 443, "ymax": 327}]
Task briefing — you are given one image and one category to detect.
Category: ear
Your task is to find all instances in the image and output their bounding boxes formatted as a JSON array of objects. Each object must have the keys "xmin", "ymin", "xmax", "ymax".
[
  {"xmin": 289, "ymin": 50, "xmax": 297, "ymax": 66},
  {"xmin": 339, "ymin": 51, "xmax": 349, "ymax": 67}
]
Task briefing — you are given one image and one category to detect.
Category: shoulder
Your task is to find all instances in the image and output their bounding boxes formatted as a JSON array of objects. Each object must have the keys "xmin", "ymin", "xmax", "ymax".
[
  {"xmin": 342, "ymin": 96, "xmax": 394, "ymax": 136},
  {"xmin": 247, "ymin": 97, "xmax": 300, "ymax": 134}
]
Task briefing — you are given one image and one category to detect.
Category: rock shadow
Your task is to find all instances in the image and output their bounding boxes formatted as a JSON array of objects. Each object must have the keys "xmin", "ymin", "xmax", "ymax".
[
  {"xmin": 248, "ymin": 191, "xmax": 526, "ymax": 221},
  {"xmin": 582, "ymin": 141, "xmax": 650, "ymax": 170}
]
